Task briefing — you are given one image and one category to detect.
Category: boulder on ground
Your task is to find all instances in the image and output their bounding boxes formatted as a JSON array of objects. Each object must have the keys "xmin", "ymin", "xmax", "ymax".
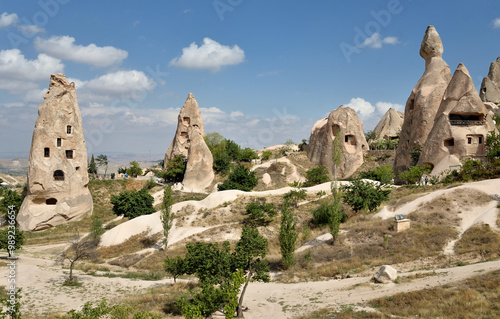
[
  {"xmin": 308, "ymin": 106, "xmax": 368, "ymax": 179},
  {"xmin": 373, "ymin": 265, "xmax": 398, "ymax": 283},
  {"xmin": 394, "ymin": 26, "xmax": 452, "ymax": 176}
]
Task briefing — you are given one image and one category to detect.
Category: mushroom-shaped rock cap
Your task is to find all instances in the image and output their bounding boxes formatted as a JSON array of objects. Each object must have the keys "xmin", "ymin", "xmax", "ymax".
[{"xmin": 420, "ymin": 26, "xmax": 444, "ymax": 59}]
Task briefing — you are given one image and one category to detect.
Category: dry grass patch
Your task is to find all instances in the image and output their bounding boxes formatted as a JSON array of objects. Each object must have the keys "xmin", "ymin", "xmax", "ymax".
[
  {"xmin": 455, "ymin": 224, "xmax": 500, "ymax": 260},
  {"xmin": 97, "ymin": 231, "xmax": 161, "ymax": 260}
]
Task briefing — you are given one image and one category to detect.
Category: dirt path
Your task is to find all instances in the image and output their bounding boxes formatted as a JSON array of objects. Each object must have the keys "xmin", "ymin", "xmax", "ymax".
[{"xmin": 243, "ymin": 259, "xmax": 500, "ymax": 319}]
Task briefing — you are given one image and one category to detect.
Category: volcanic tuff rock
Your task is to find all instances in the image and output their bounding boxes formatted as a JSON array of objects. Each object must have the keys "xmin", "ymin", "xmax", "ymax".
[
  {"xmin": 394, "ymin": 26, "xmax": 452, "ymax": 175},
  {"xmin": 308, "ymin": 106, "xmax": 368, "ymax": 179},
  {"xmin": 419, "ymin": 63, "xmax": 498, "ymax": 175},
  {"xmin": 164, "ymin": 93, "xmax": 213, "ymax": 191},
  {"xmin": 480, "ymin": 57, "xmax": 500, "ymax": 104},
  {"xmin": 372, "ymin": 108, "xmax": 404, "ymax": 140},
  {"xmin": 18, "ymin": 74, "xmax": 93, "ymax": 231}
]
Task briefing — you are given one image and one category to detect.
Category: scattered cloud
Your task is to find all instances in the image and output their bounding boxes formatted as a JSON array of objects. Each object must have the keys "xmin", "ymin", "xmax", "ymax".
[
  {"xmin": 0, "ymin": 49, "xmax": 64, "ymax": 94},
  {"xmin": 18, "ymin": 24, "xmax": 45, "ymax": 35},
  {"xmin": 169, "ymin": 37, "xmax": 245, "ymax": 72},
  {"xmin": 345, "ymin": 97, "xmax": 375, "ymax": 118},
  {"xmin": 257, "ymin": 70, "xmax": 281, "ymax": 77},
  {"xmin": 0, "ymin": 12, "xmax": 19, "ymax": 28},
  {"xmin": 345, "ymin": 97, "xmax": 404, "ymax": 130},
  {"xmin": 361, "ymin": 33, "xmax": 400, "ymax": 49},
  {"xmin": 133, "ymin": 20, "xmax": 140, "ymax": 27},
  {"xmin": 493, "ymin": 18, "xmax": 500, "ymax": 29},
  {"xmin": 183, "ymin": 9, "xmax": 193, "ymax": 13},
  {"xmin": 34, "ymin": 35, "xmax": 128, "ymax": 67}
]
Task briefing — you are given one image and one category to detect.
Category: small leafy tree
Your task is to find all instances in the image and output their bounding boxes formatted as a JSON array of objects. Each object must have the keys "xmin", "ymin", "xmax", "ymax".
[
  {"xmin": 398, "ymin": 165, "xmax": 431, "ymax": 185},
  {"xmin": 160, "ymin": 185, "xmax": 174, "ymax": 249},
  {"xmin": 279, "ymin": 200, "xmax": 297, "ymax": 269},
  {"xmin": 95, "ymin": 154, "xmax": 109, "ymax": 177},
  {"xmin": 164, "ymin": 256, "xmax": 184, "ymax": 283},
  {"xmin": 60, "ymin": 235, "xmax": 98, "ymax": 284},
  {"xmin": 239, "ymin": 147, "xmax": 258, "ymax": 162},
  {"xmin": 126, "ymin": 161, "xmax": 142, "ymax": 176},
  {"xmin": 359, "ymin": 164, "xmax": 395, "ymax": 185},
  {"xmin": 243, "ymin": 199, "xmax": 277, "ymax": 227},
  {"xmin": 88, "ymin": 154, "xmax": 98, "ymax": 176},
  {"xmin": 0, "ymin": 228, "xmax": 24, "ymax": 258},
  {"xmin": 486, "ymin": 130, "xmax": 500, "ymax": 163},
  {"xmin": 410, "ymin": 145, "xmax": 422, "ymax": 166},
  {"xmin": 0, "ymin": 189, "xmax": 24, "ymax": 216},
  {"xmin": 218, "ymin": 165, "xmax": 257, "ymax": 191},
  {"xmin": 303, "ymin": 166, "xmax": 330, "ymax": 187},
  {"xmin": 261, "ymin": 150, "xmax": 273, "ymax": 161},
  {"xmin": 110, "ymin": 188, "xmax": 155, "ymax": 219},
  {"xmin": 298, "ymin": 139, "xmax": 308, "ymax": 151},
  {"xmin": 341, "ymin": 179, "xmax": 391, "ymax": 213},
  {"xmin": 160, "ymin": 155, "xmax": 187, "ymax": 183},
  {"xmin": 282, "ymin": 189, "xmax": 306, "ymax": 208}
]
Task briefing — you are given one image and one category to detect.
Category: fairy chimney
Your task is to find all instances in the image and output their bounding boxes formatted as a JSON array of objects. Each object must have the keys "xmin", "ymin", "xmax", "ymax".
[
  {"xmin": 372, "ymin": 108, "xmax": 404, "ymax": 140},
  {"xmin": 479, "ymin": 57, "xmax": 500, "ymax": 105},
  {"xmin": 308, "ymin": 106, "xmax": 368, "ymax": 179},
  {"xmin": 394, "ymin": 26, "xmax": 452, "ymax": 175},
  {"xmin": 164, "ymin": 93, "xmax": 214, "ymax": 191},
  {"xmin": 419, "ymin": 63, "xmax": 497, "ymax": 175},
  {"xmin": 17, "ymin": 73, "xmax": 93, "ymax": 231}
]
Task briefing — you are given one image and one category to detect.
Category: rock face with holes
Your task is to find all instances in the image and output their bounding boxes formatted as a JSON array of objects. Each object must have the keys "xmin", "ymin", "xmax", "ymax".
[
  {"xmin": 308, "ymin": 105, "xmax": 368, "ymax": 179},
  {"xmin": 18, "ymin": 74, "xmax": 93, "ymax": 231},
  {"xmin": 164, "ymin": 93, "xmax": 213, "ymax": 192},
  {"xmin": 418, "ymin": 63, "xmax": 497, "ymax": 175},
  {"xmin": 480, "ymin": 57, "xmax": 500, "ymax": 105},
  {"xmin": 394, "ymin": 26, "xmax": 452, "ymax": 176},
  {"xmin": 372, "ymin": 108, "xmax": 404, "ymax": 141}
]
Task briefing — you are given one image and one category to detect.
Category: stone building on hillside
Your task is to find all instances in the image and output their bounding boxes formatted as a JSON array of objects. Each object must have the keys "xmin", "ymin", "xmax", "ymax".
[
  {"xmin": 394, "ymin": 26, "xmax": 452, "ymax": 176},
  {"xmin": 308, "ymin": 106, "xmax": 368, "ymax": 179},
  {"xmin": 18, "ymin": 74, "xmax": 93, "ymax": 231},
  {"xmin": 164, "ymin": 93, "xmax": 213, "ymax": 192},
  {"xmin": 418, "ymin": 63, "xmax": 498, "ymax": 175}
]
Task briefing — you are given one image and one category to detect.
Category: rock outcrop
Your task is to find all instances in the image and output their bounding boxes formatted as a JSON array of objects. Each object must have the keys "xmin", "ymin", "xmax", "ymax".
[
  {"xmin": 308, "ymin": 106, "xmax": 368, "ymax": 179},
  {"xmin": 419, "ymin": 63, "xmax": 497, "ymax": 175},
  {"xmin": 479, "ymin": 57, "xmax": 500, "ymax": 105},
  {"xmin": 394, "ymin": 26, "xmax": 452, "ymax": 175},
  {"xmin": 372, "ymin": 108, "xmax": 404, "ymax": 140},
  {"xmin": 164, "ymin": 93, "xmax": 213, "ymax": 192},
  {"xmin": 18, "ymin": 74, "xmax": 93, "ymax": 231},
  {"xmin": 373, "ymin": 265, "xmax": 398, "ymax": 283}
]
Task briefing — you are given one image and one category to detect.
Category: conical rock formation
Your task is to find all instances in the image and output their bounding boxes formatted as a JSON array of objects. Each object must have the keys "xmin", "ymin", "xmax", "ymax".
[
  {"xmin": 394, "ymin": 26, "xmax": 452, "ymax": 175},
  {"xmin": 419, "ymin": 63, "xmax": 497, "ymax": 175},
  {"xmin": 18, "ymin": 74, "xmax": 93, "ymax": 231},
  {"xmin": 164, "ymin": 93, "xmax": 213, "ymax": 191},
  {"xmin": 373, "ymin": 108, "xmax": 404, "ymax": 140},
  {"xmin": 479, "ymin": 57, "xmax": 500, "ymax": 104},
  {"xmin": 308, "ymin": 106, "xmax": 368, "ymax": 179}
]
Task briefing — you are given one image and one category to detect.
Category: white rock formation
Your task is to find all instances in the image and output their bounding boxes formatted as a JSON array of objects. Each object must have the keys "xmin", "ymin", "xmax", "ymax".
[
  {"xmin": 18, "ymin": 74, "xmax": 93, "ymax": 231},
  {"xmin": 372, "ymin": 108, "xmax": 404, "ymax": 140},
  {"xmin": 373, "ymin": 265, "xmax": 398, "ymax": 283},
  {"xmin": 480, "ymin": 57, "xmax": 500, "ymax": 105}
]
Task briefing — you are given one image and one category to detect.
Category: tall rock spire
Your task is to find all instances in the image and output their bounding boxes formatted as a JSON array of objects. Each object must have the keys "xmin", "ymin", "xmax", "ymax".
[
  {"xmin": 479, "ymin": 57, "xmax": 500, "ymax": 104},
  {"xmin": 394, "ymin": 26, "xmax": 452, "ymax": 176},
  {"xmin": 18, "ymin": 73, "xmax": 93, "ymax": 231}
]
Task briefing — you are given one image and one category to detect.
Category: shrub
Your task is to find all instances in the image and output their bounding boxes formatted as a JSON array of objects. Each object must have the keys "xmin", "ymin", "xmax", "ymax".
[
  {"xmin": 279, "ymin": 202, "xmax": 297, "ymax": 269},
  {"xmin": 261, "ymin": 150, "xmax": 273, "ymax": 161},
  {"xmin": 303, "ymin": 166, "xmax": 330, "ymax": 187},
  {"xmin": 239, "ymin": 147, "xmax": 258, "ymax": 162},
  {"xmin": 111, "ymin": 188, "xmax": 155, "ymax": 219},
  {"xmin": 218, "ymin": 165, "xmax": 258, "ymax": 191},
  {"xmin": 126, "ymin": 161, "xmax": 142, "ymax": 176},
  {"xmin": 398, "ymin": 165, "xmax": 431, "ymax": 185},
  {"xmin": 0, "ymin": 189, "xmax": 24, "ymax": 216},
  {"xmin": 359, "ymin": 164, "xmax": 395, "ymax": 185},
  {"xmin": 341, "ymin": 178, "xmax": 391, "ymax": 213},
  {"xmin": 159, "ymin": 154, "xmax": 187, "ymax": 183},
  {"xmin": 243, "ymin": 199, "xmax": 277, "ymax": 227}
]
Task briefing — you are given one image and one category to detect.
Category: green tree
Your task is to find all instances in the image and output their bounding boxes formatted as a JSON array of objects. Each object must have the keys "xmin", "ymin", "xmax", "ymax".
[
  {"xmin": 225, "ymin": 139, "xmax": 242, "ymax": 162},
  {"xmin": 164, "ymin": 256, "xmax": 184, "ymax": 283},
  {"xmin": 160, "ymin": 185, "xmax": 174, "ymax": 249},
  {"xmin": 0, "ymin": 189, "xmax": 24, "ymax": 216},
  {"xmin": 243, "ymin": 199, "xmax": 277, "ymax": 227},
  {"xmin": 282, "ymin": 189, "xmax": 306, "ymax": 208},
  {"xmin": 95, "ymin": 154, "xmax": 109, "ymax": 177},
  {"xmin": 88, "ymin": 154, "xmax": 98, "ymax": 176},
  {"xmin": 398, "ymin": 165, "xmax": 431, "ymax": 185},
  {"xmin": 298, "ymin": 139, "xmax": 308, "ymax": 152},
  {"xmin": 261, "ymin": 150, "xmax": 273, "ymax": 161},
  {"xmin": 359, "ymin": 164, "xmax": 395, "ymax": 185},
  {"xmin": 126, "ymin": 161, "xmax": 142, "ymax": 176},
  {"xmin": 159, "ymin": 155, "xmax": 186, "ymax": 183},
  {"xmin": 239, "ymin": 147, "xmax": 258, "ymax": 162},
  {"xmin": 279, "ymin": 200, "xmax": 297, "ymax": 269},
  {"xmin": 341, "ymin": 179, "xmax": 391, "ymax": 213},
  {"xmin": 0, "ymin": 228, "xmax": 24, "ymax": 258},
  {"xmin": 303, "ymin": 166, "xmax": 330, "ymax": 187},
  {"xmin": 486, "ymin": 130, "xmax": 500, "ymax": 162},
  {"xmin": 205, "ymin": 132, "xmax": 231, "ymax": 174},
  {"xmin": 110, "ymin": 188, "xmax": 155, "ymax": 219},
  {"xmin": 365, "ymin": 130, "xmax": 376, "ymax": 142},
  {"xmin": 218, "ymin": 165, "xmax": 258, "ymax": 191},
  {"xmin": 332, "ymin": 130, "xmax": 342, "ymax": 184}
]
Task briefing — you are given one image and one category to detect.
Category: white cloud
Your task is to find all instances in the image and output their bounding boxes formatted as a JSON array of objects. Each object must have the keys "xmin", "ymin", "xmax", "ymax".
[
  {"xmin": 345, "ymin": 97, "xmax": 375, "ymax": 118},
  {"xmin": 375, "ymin": 101, "xmax": 404, "ymax": 114},
  {"xmin": 0, "ymin": 12, "xmax": 19, "ymax": 28},
  {"xmin": 361, "ymin": 33, "xmax": 400, "ymax": 49},
  {"xmin": 34, "ymin": 35, "xmax": 128, "ymax": 67},
  {"xmin": 494, "ymin": 18, "xmax": 500, "ymax": 28},
  {"xmin": 345, "ymin": 98, "xmax": 404, "ymax": 130},
  {"xmin": 170, "ymin": 37, "xmax": 245, "ymax": 72},
  {"xmin": 18, "ymin": 24, "xmax": 45, "ymax": 35},
  {"xmin": 0, "ymin": 49, "xmax": 64, "ymax": 94}
]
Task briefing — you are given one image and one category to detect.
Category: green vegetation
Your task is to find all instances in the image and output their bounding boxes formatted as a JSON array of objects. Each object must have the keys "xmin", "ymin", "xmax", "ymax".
[
  {"xmin": 341, "ymin": 178, "xmax": 391, "ymax": 213},
  {"xmin": 0, "ymin": 189, "xmax": 24, "ymax": 216},
  {"xmin": 218, "ymin": 164, "xmax": 258, "ymax": 191},
  {"xmin": 205, "ymin": 132, "xmax": 258, "ymax": 174},
  {"xmin": 158, "ymin": 154, "xmax": 187, "ymax": 183},
  {"xmin": 163, "ymin": 256, "xmax": 185, "ymax": 283},
  {"xmin": 160, "ymin": 185, "xmax": 174, "ymax": 249},
  {"xmin": 398, "ymin": 164, "xmax": 431, "ymax": 185},
  {"xmin": 279, "ymin": 199, "xmax": 298, "ymax": 269},
  {"xmin": 0, "ymin": 228, "xmax": 24, "ymax": 257},
  {"xmin": 261, "ymin": 150, "xmax": 273, "ymax": 160},
  {"xmin": 59, "ymin": 299, "xmax": 161, "ymax": 319},
  {"xmin": 243, "ymin": 198, "xmax": 277, "ymax": 227},
  {"xmin": 303, "ymin": 166, "xmax": 330, "ymax": 187},
  {"xmin": 96, "ymin": 154, "xmax": 109, "ymax": 176},
  {"xmin": 369, "ymin": 138, "xmax": 399, "ymax": 150},
  {"xmin": 111, "ymin": 188, "xmax": 155, "ymax": 219},
  {"xmin": 359, "ymin": 164, "xmax": 395, "ymax": 185},
  {"xmin": 88, "ymin": 154, "xmax": 98, "ymax": 175},
  {"xmin": 126, "ymin": 161, "xmax": 142, "ymax": 176}
]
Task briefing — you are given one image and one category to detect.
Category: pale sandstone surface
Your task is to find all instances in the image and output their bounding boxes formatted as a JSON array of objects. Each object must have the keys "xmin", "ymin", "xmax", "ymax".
[
  {"xmin": 18, "ymin": 73, "xmax": 93, "ymax": 231},
  {"xmin": 372, "ymin": 108, "xmax": 404, "ymax": 140},
  {"xmin": 480, "ymin": 56, "xmax": 500, "ymax": 104}
]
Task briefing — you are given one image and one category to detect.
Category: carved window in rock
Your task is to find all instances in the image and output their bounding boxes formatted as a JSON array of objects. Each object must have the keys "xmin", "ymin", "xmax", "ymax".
[
  {"xmin": 344, "ymin": 135, "xmax": 356, "ymax": 146},
  {"xmin": 66, "ymin": 150, "xmax": 74, "ymax": 159},
  {"xmin": 183, "ymin": 117, "xmax": 190, "ymax": 125},
  {"xmin": 466, "ymin": 134, "xmax": 484, "ymax": 156},
  {"xmin": 444, "ymin": 138, "xmax": 454, "ymax": 150},
  {"xmin": 46, "ymin": 198, "xmax": 57, "ymax": 205},
  {"xmin": 53, "ymin": 170, "xmax": 64, "ymax": 181},
  {"xmin": 44, "ymin": 147, "xmax": 50, "ymax": 157},
  {"xmin": 449, "ymin": 114, "xmax": 484, "ymax": 126},
  {"xmin": 180, "ymin": 131, "xmax": 189, "ymax": 142},
  {"xmin": 66, "ymin": 125, "xmax": 72, "ymax": 134},
  {"xmin": 57, "ymin": 138, "xmax": 62, "ymax": 147}
]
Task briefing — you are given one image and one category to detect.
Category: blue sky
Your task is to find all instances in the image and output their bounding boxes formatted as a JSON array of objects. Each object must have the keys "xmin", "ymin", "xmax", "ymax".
[{"xmin": 0, "ymin": 0, "xmax": 499, "ymax": 158}]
